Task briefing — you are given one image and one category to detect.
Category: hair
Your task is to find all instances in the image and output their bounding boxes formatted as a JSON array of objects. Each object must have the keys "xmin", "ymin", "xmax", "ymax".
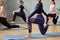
[
  {"xmin": 19, "ymin": 0, "xmax": 24, "ymax": 4},
  {"xmin": 52, "ymin": 0, "xmax": 55, "ymax": 4},
  {"xmin": 0, "ymin": 0, "xmax": 3, "ymax": 6},
  {"xmin": 39, "ymin": 0, "xmax": 41, "ymax": 3}
]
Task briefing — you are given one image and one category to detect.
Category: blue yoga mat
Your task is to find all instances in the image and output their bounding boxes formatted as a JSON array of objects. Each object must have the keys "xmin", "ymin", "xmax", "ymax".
[
  {"xmin": 4, "ymin": 32, "xmax": 60, "ymax": 40},
  {"xmin": 4, "ymin": 35, "xmax": 25, "ymax": 40},
  {"xmin": 49, "ymin": 24, "xmax": 60, "ymax": 26},
  {"xmin": 10, "ymin": 22, "xmax": 26, "ymax": 24},
  {"xmin": 32, "ymin": 32, "xmax": 60, "ymax": 39},
  {"xmin": 0, "ymin": 27, "xmax": 28, "ymax": 30},
  {"xmin": 10, "ymin": 22, "xmax": 60, "ymax": 26}
]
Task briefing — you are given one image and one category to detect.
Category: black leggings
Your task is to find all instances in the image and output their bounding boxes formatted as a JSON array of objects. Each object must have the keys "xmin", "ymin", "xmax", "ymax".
[
  {"xmin": 46, "ymin": 14, "xmax": 58, "ymax": 24},
  {"xmin": 13, "ymin": 12, "xmax": 26, "ymax": 22},
  {"xmin": 0, "ymin": 17, "xmax": 19, "ymax": 28},
  {"xmin": 27, "ymin": 15, "xmax": 49, "ymax": 35}
]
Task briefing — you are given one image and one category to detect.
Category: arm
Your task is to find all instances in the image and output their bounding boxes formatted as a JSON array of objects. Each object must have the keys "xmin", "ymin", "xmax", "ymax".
[
  {"xmin": 42, "ymin": 9, "xmax": 48, "ymax": 17},
  {"xmin": 24, "ymin": 7, "xmax": 30, "ymax": 14},
  {"xmin": 28, "ymin": 3, "xmax": 42, "ymax": 19},
  {"xmin": 28, "ymin": 8, "xmax": 39, "ymax": 19},
  {"xmin": 0, "ymin": 6, "xmax": 4, "ymax": 13},
  {"xmin": 42, "ymin": 9, "xmax": 48, "ymax": 24}
]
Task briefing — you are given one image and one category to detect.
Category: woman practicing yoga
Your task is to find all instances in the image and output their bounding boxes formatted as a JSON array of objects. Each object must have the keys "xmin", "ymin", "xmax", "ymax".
[
  {"xmin": 25, "ymin": 0, "xmax": 49, "ymax": 38},
  {"xmin": 0, "ymin": 0, "xmax": 19, "ymax": 29}
]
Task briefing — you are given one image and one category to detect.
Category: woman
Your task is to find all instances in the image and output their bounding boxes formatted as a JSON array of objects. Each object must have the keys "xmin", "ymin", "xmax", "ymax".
[
  {"xmin": 25, "ymin": 0, "xmax": 49, "ymax": 38},
  {"xmin": 12, "ymin": 0, "xmax": 30, "ymax": 23},
  {"xmin": 47, "ymin": 0, "xmax": 58, "ymax": 24},
  {"xmin": 0, "ymin": 0, "xmax": 19, "ymax": 29}
]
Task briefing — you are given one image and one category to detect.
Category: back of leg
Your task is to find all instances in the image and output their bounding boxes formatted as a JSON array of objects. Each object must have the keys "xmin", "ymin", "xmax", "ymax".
[
  {"xmin": 53, "ymin": 15, "xmax": 58, "ymax": 24},
  {"xmin": 13, "ymin": 12, "xmax": 18, "ymax": 21},
  {"xmin": 21, "ymin": 12, "xmax": 26, "ymax": 22},
  {"xmin": 30, "ymin": 18, "xmax": 46, "ymax": 35},
  {"xmin": 0, "ymin": 17, "xmax": 11, "ymax": 28},
  {"xmin": 21, "ymin": 16, "xmax": 26, "ymax": 22},
  {"xmin": 38, "ymin": 24, "xmax": 45, "ymax": 35}
]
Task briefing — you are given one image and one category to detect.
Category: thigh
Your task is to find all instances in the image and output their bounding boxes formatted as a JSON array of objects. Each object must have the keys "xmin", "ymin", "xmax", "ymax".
[
  {"xmin": 21, "ymin": 12, "xmax": 26, "ymax": 18},
  {"xmin": 0, "ymin": 17, "xmax": 10, "ymax": 26},
  {"xmin": 14, "ymin": 12, "xmax": 21, "ymax": 16},
  {"xmin": 30, "ymin": 18, "xmax": 44, "ymax": 24},
  {"xmin": 18, "ymin": 12, "xmax": 26, "ymax": 17}
]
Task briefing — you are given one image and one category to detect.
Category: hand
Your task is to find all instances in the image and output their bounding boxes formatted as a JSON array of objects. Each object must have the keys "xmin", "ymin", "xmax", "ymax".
[{"xmin": 26, "ymin": 19, "xmax": 29, "ymax": 22}]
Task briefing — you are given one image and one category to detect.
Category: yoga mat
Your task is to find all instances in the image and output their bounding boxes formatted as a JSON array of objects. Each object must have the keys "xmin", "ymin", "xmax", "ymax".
[
  {"xmin": 49, "ymin": 24, "xmax": 60, "ymax": 26},
  {"xmin": 4, "ymin": 32, "xmax": 60, "ymax": 40},
  {"xmin": 0, "ymin": 27, "xmax": 28, "ymax": 30},
  {"xmin": 10, "ymin": 22, "xmax": 26, "ymax": 24}
]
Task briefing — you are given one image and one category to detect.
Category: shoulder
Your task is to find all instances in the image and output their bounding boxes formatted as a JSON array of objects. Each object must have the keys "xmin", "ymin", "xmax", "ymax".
[
  {"xmin": 38, "ymin": 2, "xmax": 43, "ymax": 6},
  {"xmin": 40, "ymin": 2, "xmax": 43, "ymax": 5},
  {"xmin": 19, "ymin": 5, "xmax": 24, "ymax": 8},
  {"xmin": 38, "ymin": 2, "xmax": 43, "ymax": 7},
  {"xmin": 1, "ymin": 5, "xmax": 4, "ymax": 7},
  {"xmin": 0, "ymin": 5, "xmax": 4, "ymax": 9}
]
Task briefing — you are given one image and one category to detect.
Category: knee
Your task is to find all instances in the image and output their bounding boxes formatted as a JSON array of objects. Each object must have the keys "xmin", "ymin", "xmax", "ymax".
[
  {"xmin": 26, "ymin": 19, "xmax": 31, "ymax": 24},
  {"xmin": 13, "ymin": 13, "xmax": 16, "ymax": 16},
  {"xmin": 26, "ymin": 20, "xmax": 30, "ymax": 23},
  {"xmin": 41, "ymin": 32, "xmax": 46, "ymax": 35}
]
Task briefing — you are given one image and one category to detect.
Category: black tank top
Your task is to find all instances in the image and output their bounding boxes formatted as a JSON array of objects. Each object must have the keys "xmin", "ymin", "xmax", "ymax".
[{"xmin": 19, "ymin": 5, "xmax": 24, "ymax": 12}]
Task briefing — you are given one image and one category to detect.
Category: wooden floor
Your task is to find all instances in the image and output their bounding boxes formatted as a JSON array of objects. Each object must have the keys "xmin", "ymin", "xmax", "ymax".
[{"xmin": 0, "ymin": 21, "xmax": 60, "ymax": 40}]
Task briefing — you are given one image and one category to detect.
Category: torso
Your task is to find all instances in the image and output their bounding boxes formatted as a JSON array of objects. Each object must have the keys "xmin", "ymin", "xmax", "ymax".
[
  {"xmin": 0, "ymin": 5, "xmax": 5, "ymax": 17},
  {"xmin": 49, "ymin": 4, "xmax": 56, "ymax": 14},
  {"xmin": 35, "ymin": 2, "xmax": 43, "ymax": 14},
  {"xmin": 19, "ymin": 5, "xmax": 24, "ymax": 12}
]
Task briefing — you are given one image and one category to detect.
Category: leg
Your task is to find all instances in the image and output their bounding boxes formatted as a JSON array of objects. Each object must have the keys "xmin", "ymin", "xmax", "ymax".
[
  {"xmin": 53, "ymin": 15, "xmax": 58, "ymax": 24},
  {"xmin": 0, "ymin": 17, "xmax": 19, "ymax": 28},
  {"xmin": 20, "ymin": 12, "xmax": 26, "ymax": 22},
  {"xmin": 25, "ymin": 18, "xmax": 48, "ymax": 38},
  {"xmin": 33, "ymin": 18, "xmax": 46, "ymax": 35},
  {"xmin": 53, "ymin": 17, "xmax": 56, "ymax": 24},
  {"xmin": 24, "ymin": 18, "xmax": 33, "ymax": 38},
  {"xmin": 36, "ymin": 18, "xmax": 48, "ymax": 35},
  {"xmin": 33, "ymin": 16, "xmax": 49, "ymax": 35},
  {"xmin": 38, "ymin": 24, "xmax": 45, "ymax": 35},
  {"xmin": 0, "ymin": 17, "xmax": 12, "ymax": 28},
  {"xmin": 47, "ymin": 14, "xmax": 53, "ymax": 24},
  {"xmin": 28, "ymin": 15, "xmax": 49, "ymax": 35},
  {"xmin": 38, "ymin": 24, "xmax": 48, "ymax": 35},
  {"xmin": 13, "ymin": 12, "xmax": 18, "ymax": 21},
  {"xmin": 48, "ymin": 14, "xmax": 58, "ymax": 24},
  {"xmin": 27, "ymin": 18, "xmax": 40, "ymax": 33},
  {"xmin": 21, "ymin": 15, "xmax": 26, "ymax": 22},
  {"xmin": 28, "ymin": 18, "xmax": 48, "ymax": 35},
  {"xmin": 27, "ymin": 19, "xmax": 33, "ymax": 33},
  {"xmin": 55, "ymin": 16, "xmax": 59, "ymax": 24},
  {"xmin": 46, "ymin": 17, "xmax": 49, "ymax": 24}
]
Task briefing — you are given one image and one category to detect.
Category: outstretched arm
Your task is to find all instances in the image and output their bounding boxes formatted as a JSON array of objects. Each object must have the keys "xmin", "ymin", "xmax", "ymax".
[
  {"xmin": 28, "ymin": 3, "xmax": 42, "ymax": 19},
  {"xmin": 42, "ymin": 9, "xmax": 48, "ymax": 17},
  {"xmin": 24, "ymin": 7, "xmax": 30, "ymax": 14}
]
